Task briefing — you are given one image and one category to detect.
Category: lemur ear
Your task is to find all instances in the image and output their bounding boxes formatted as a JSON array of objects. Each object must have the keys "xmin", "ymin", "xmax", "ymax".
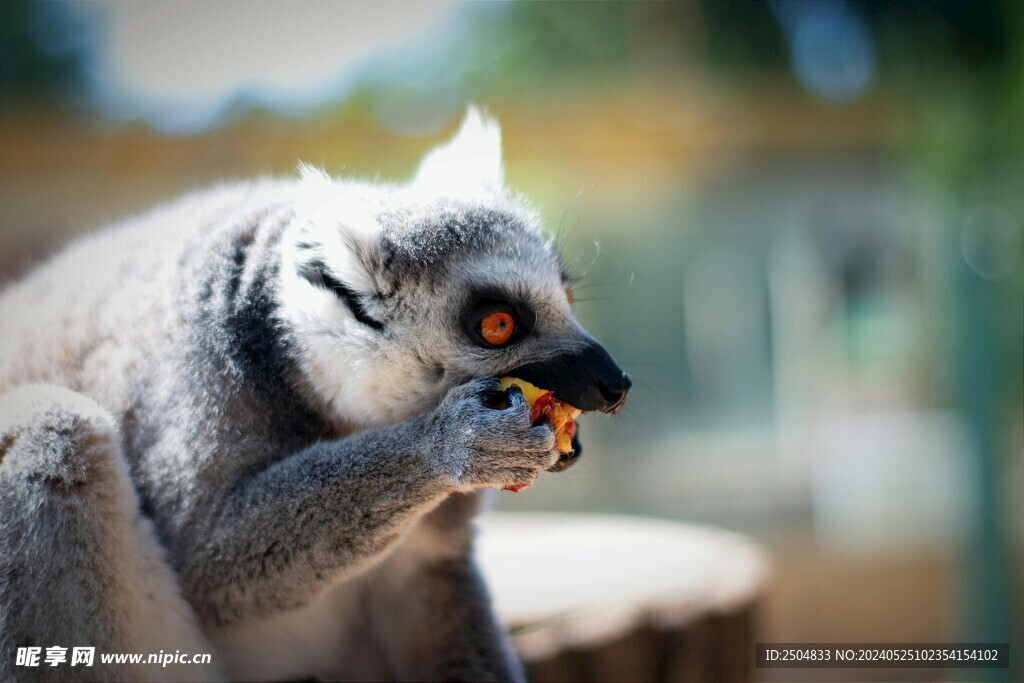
[
  {"xmin": 293, "ymin": 163, "xmax": 383, "ymax": 297},
  {"xmin": 412, "ymin": 106, "xmax": 504, "ymax": 195}
]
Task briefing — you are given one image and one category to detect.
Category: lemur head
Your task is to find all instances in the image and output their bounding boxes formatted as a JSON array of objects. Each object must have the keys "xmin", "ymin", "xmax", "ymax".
[{"xmin": 280, "ymin": 108, "xmax": 630, "ymax": 458}]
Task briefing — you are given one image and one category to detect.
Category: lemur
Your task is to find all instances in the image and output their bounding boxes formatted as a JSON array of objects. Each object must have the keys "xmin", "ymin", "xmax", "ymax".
[{"xmin": 0, "ymin": 109, "xmax": 630, "ymax": 682}]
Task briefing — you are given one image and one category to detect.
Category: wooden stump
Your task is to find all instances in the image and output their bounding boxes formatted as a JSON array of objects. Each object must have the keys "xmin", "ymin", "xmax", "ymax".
[{"xmin": 477, "ymin": 514, "xmax": 769, "ymax": 683}]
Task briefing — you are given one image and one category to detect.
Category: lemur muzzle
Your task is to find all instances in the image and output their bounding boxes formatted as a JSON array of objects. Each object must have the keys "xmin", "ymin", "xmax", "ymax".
[
  {"xmin": 503, "ymin": 339, "xmax": 629, "ymax": 472},
  {"xmin": 505, "ymin": 340, "xmax": 631, "ymax": 414}
]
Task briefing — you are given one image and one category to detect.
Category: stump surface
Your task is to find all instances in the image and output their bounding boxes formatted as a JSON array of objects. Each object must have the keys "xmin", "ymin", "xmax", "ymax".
[{"xmin": 477, "ymin": 513, "xmax": 769, "ymax": 683}]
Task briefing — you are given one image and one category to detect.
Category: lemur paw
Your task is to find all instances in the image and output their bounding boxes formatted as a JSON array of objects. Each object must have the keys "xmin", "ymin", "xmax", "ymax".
[{"xmin": 433, "ymin": 377, "xmax": 559, "ymax": 491}]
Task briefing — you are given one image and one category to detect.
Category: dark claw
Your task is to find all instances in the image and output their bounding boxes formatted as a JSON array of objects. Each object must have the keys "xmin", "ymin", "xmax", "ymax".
[{"xmin": 506, "ymin": 385, "xmax": 525, "ymax": 407}]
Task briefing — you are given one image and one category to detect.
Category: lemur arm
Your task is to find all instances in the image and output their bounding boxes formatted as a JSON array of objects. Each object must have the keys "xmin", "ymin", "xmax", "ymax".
[
  {"xmin": 181, "ymin": 379, "xmax": 556, "ymax": 624},
  {"xmin": 184, "ymin": 414, "xmax": 451, "ymax": 623}
]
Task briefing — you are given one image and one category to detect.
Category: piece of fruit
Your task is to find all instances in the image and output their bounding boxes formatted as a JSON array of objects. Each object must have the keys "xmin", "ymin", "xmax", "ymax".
[{"xmin": 498, "ymin": 376, "xmax": 582, "ymax": 454}]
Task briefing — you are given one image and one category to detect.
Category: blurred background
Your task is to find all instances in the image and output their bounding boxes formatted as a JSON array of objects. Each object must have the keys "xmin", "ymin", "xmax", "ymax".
[{"xmin": 1, "ymin": 1, "xmax": 1021, "ymax": 680}]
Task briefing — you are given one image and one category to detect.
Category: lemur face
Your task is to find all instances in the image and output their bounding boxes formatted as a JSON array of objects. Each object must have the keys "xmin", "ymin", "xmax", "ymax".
[{"xmin": 279, "ymin": 109, "xmax": 630, "ymax": 440}]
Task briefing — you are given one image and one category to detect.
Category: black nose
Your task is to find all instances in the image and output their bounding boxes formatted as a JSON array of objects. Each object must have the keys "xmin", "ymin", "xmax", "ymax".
[
  {"xmin": 504, "ymin": 340, "xmax": 630, "ymax": 413},
  {"xmin": 597, "ymin": 369, "xmax": 631, "ymax": 414}
]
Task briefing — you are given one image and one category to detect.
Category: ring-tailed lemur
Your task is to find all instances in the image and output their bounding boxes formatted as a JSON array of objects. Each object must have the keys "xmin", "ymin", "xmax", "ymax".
[{"xmin": 0, "ymin": 109, "xmax": 630, "ymax": 682}]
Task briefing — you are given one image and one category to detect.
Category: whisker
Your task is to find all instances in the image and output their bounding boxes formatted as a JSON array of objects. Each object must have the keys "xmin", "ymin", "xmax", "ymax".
[{"xmin": 554, "ymin": 186, "xmax": 587, "ymax": 253}]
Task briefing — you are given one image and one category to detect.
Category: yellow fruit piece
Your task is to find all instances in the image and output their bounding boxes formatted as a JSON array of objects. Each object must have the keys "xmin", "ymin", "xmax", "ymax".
[
  {"xmin": 555, "ymin": 429, "xmax": 574, "ymax": 453},
  {"xmin": 498, "ymin": 376, "xmax": 581, "ymax": 454},
  {"xmin": 498, "ymin": 376, "xmax": 549, "ymax": 404}
]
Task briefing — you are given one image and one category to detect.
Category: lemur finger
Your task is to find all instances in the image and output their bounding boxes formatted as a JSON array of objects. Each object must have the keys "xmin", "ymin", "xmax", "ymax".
[
  {"xmin": 479, "ymin": 424, "xmax": 557, "ymax": 458},
  {"xmin": 461, "ymin": 464, "xmax": 539, "ymax": 489},
  {"xmin": 515, "ymin": 442, "xmax": 561, "ymax": 469},
  {"xmin": 477, "ymin": 436, "xmax": 559, "ymax": 471},
  {"xmin": 480, "ymin": 382, "xmax": 524, "ymax": 411},
  {"xmin": 470, "ymin": 385, "xmax": 529, "ymax": 421},
  {"xmin": 470, "ymin": 406, "xmax": 540, "ymax": 451},
  {"xmin": 524, "ymin": 424, "xmax": 557, "ymax": 453},
  {"xmin": 442, "ymin": 376, "xmax": 503, "ymax": 408},
  {"xmin": 503, "ymin": 468, "xmax": 540, "ymax": 486},
  {"xmin": 512, "ymin": 451, "xmax": 560, "ymax": 472},
  {"xmin": 504, "ymin": 385, "xmax": 527, "ymax": 409}
]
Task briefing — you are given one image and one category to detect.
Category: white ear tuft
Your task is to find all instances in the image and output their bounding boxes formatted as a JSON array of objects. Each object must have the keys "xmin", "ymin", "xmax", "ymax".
[
  {"xmin": 297, "ymin": 161, "xmax": 331, "ymax": 183},
  {"xmin": 412, "ymin": 106, "xmax": 504, "ymax": 194}
]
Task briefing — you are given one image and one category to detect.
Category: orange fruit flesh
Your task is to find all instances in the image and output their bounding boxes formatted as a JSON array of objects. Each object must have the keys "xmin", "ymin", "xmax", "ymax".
[{"xmin": 498, "ymin": 377, "xmax": 582, "ymax": 453}]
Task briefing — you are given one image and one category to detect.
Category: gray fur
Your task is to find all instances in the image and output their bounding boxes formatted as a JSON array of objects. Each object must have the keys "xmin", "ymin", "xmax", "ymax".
[
  {"xmin": 0, "ymin": 385, "xmax": 221, "ymax": 682},
  {"xmin": 0, "ymin": 111, "xmax": 605, "ymax": 682}
]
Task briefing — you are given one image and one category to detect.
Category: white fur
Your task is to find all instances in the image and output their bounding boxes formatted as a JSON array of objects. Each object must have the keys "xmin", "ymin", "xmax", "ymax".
[
  {"xmin": 209, "ymin": 506, "xmax": 459, "ymax": 681},
  {"xmin": 279, "ymin": 224, "xmax": 450, "ymax": 428},
  {"xmin": 209, "ymin": 582, "xmax": 358, "ymax": 682},
  {"xmin": 412, "ymin": 106, "xmax": 505, "ymax": 197},
  {"xmin": 121, "ymin": 516, "xmax": 224, "ymax": 682},
  {"xmin": 279, "ymin": 107, "xmax": 520, "ymax": 428},
  {"xmin": 279, "ymin": 226, "xmax": 379, "ymax": 427}
]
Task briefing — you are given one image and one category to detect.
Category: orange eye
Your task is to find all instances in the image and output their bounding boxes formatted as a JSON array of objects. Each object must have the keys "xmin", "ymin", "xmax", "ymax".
[{"xmin": 480, "ymin": 311, "xmax": 515, "ymax": 346}]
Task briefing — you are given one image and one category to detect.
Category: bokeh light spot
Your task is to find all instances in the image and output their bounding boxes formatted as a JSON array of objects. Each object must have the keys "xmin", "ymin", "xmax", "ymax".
[
  {"xmin": 961, "ymin": 204, "xmax": 1022, "ymax": 281},
  {"xmin": 787, "ymin": 2, "xmax": 876, "ymax": 102}
]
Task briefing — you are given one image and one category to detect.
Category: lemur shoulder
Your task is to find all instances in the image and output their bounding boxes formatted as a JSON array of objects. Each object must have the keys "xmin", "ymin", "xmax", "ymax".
[{"xmin": 0, "ymin": 109, "xmax": 630, "ymax": 682}]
